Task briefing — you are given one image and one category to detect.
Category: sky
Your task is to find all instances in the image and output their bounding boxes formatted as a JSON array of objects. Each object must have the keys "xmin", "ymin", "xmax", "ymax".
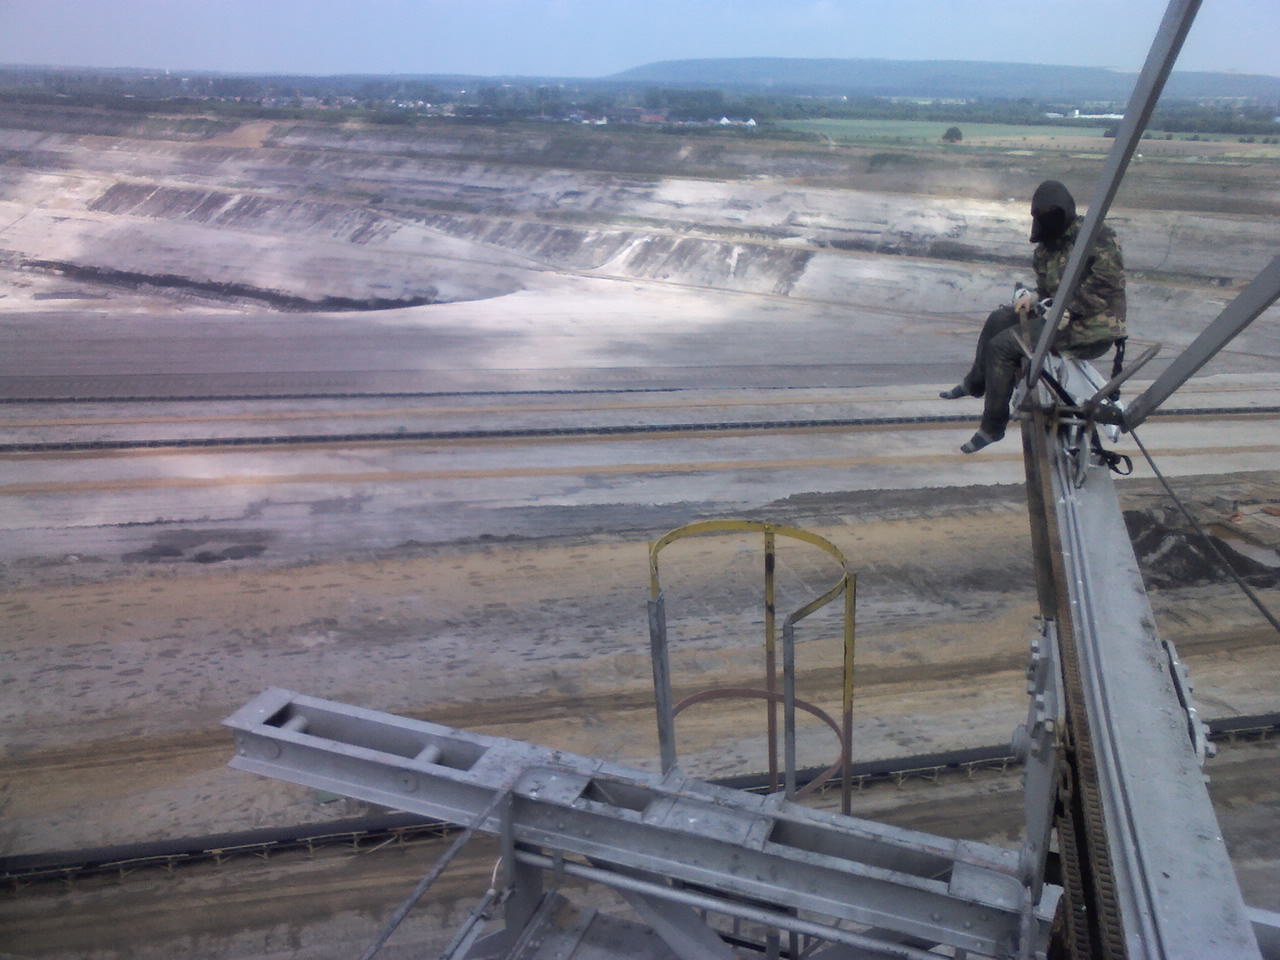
[{"xmin": 1, "ymin": 0, "xmax": 1276, "ymax": 80}]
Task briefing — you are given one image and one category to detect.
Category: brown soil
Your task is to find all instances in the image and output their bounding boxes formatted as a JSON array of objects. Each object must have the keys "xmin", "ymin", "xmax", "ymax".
[
  {"xmin": 4, "ymin": 482, "xmax": 1278, "ymax": 863},
  {"xmin": 203, "ymin": 120, "xmax": 277, "ymax": 149}
]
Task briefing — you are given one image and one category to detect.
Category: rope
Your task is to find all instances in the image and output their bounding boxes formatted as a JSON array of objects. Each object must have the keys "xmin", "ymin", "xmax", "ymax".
[{"xmin": 359, "ymin": 789, "xmax": 511, "ymax": 960}]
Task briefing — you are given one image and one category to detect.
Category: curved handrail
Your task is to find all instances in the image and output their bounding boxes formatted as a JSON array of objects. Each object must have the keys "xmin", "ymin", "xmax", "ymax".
[
  {"xmin": 649, "ymin": 519, "xmax": 848, "ymax": 600},
  {"xmin": 646, "ymin": 519, "xmax": 856, "ymax": 813}
]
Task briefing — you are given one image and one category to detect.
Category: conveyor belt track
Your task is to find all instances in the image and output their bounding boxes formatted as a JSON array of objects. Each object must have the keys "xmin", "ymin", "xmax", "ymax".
[{"xmin": 1, "ymin": 406, "xmax": 1275, "ymax": 454}]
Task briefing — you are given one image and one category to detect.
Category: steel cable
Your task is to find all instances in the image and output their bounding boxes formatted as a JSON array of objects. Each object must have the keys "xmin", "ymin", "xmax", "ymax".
[{"xmin": 1128, "ymin": 426, "xmax": 1280, "ymax": 636}]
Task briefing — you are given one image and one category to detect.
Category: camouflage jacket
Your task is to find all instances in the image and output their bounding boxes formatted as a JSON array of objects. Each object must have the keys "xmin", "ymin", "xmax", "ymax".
[{"xmin": 1033, "ymin": 216, "xmax": 1127, "ymax": 348}]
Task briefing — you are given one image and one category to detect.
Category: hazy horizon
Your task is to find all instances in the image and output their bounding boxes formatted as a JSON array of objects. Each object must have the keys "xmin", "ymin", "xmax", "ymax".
[
  {"xmin": 1, "ymin": 0, "xmax": 1277, "ymax": 82},
  {"xmin": 2, "ymin": 54, "xmax": 1279, "ymax": 85}
]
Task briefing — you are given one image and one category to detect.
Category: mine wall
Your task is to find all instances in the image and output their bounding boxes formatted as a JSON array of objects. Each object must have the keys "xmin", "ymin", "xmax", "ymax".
[
  {"xmin": 0, "ymin": 181, "xmax": 533, "ymax": 307},
  {"xmin": 3, "ymin": 120, "xmax": 1272, "ymax": 281},
  {"xmin": 10, "ymin": 119, "xmax": 1269, "ymax": 281},
  {"xmin": 86, "ymin": 182, "xmax": 402, "ymax": 246},
  {"xmin": 0, "ymin": 115, "xmax": 1274, "ymax": 316},
  {"xmin": 0, "ymin": 104, "xmax": 239, "ymax": 141},
  {"xmin": 261, "ymin": 120, "xmax": 1280, "ymax": 215},
  {"xmin": 263, "ymin": 121, "xmax": 852, "ymax": 181}
]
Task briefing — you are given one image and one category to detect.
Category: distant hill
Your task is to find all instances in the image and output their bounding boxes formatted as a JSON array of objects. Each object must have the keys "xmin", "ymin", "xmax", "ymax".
[{"xmin": 610, "ymin": 58, "xmax": 1280, "ymax": 102}]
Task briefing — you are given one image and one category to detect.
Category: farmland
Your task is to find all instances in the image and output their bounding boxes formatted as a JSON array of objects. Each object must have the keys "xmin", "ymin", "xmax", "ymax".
[
  {"xmin": 777, "ymin": 117, "xmax": 1111, "ymax": 143},
  {"xmin": 775, "ymin": 116, "xmax": 1280, "ymax": 159}
]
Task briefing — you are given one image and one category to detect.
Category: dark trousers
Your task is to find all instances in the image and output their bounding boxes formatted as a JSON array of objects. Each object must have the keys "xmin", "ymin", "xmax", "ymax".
[{"xmin": 961, "ymin": 306, "xmax": 1111, "ymax": 437}]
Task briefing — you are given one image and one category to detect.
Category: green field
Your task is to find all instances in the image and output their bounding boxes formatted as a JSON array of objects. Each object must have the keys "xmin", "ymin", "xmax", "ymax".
[{"xmin": 777, "ymin": 118, "xmax": 1110, "ymax": 143}]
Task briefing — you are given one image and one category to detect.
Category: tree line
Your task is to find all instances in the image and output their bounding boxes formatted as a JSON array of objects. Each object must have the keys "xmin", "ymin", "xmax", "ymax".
[{"xmin": 1, "ymin": 66, "xmax": 1275, "ymax": 135}]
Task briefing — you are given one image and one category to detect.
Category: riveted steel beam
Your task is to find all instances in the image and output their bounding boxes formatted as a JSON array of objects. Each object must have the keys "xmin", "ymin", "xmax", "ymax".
[{"xmin": 225, "ymin": 688, "xmax": 1042, "ymax": 957}]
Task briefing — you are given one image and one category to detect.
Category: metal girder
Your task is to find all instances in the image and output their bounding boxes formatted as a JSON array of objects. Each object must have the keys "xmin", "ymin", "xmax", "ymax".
[
  {"xmin": 468, "ymin": 900, "xmax": 679, "ymax": 960},
  {"xmin": 602, "ymin": 870, "xmax": 738, "ymax": 960},
  {"xmin": 225, "ymin": 688, "xmax": 1045, "ymax": 958},
  {"xmin": 509, "ymin": 851, "xmax": 969, "ymax": 960},
  {"xmin": 1027, "ymin": 0, "xmax": 1202, "ymax": 386},
  {"xmin": 1124, "ymin": 255, "xmax": 1280, "ymax": 429},
  {"xmin": 1033, "ymin": 361, "xmax": 1262, "ymax": 959}
]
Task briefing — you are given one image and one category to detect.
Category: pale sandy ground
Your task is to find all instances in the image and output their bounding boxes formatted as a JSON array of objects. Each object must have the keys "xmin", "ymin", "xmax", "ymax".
[
  {"xmin": 1, "ymin": 373, "xmax": 1277, "ymax": 445},
  {"xmin": 3, "ymin": 465, "xmax": 1277, "ymax": 858},
  {"xmin": 203, "ymin": 120, "xmax": 276, "ymax": 150},
  {"xmin": 1, "ymin": 292, "xmax": 1277, "ymax": 958},
  {"xmin": 0, "ymin": 492, "xmax": 1033, "ymax": 849}
]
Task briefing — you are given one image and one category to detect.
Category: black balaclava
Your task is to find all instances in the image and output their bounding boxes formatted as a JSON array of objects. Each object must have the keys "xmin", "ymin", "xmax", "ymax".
[{"xmin": 1030, "ymin": 180, "xmax": 1076, "ymax": 244}]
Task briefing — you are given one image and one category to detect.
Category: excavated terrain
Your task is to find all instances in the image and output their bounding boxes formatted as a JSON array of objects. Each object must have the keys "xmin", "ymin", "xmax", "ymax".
[
  {"xmin": 2, "ymin": 106, "xmax": 1278, "ymax": 313},
  {"xmin": 1, "ymin": 105, "xmax": 1278, "ymax": 958}
]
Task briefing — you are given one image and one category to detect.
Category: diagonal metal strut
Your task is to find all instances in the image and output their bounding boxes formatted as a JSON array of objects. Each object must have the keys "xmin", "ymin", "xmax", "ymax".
[
  {"xmin": 1027, "ymin": 0, "xmax": 1202, "ymax": 388},
  {"xmin": 1124, "ymin": 256, "xmax": 1280, "ymax": 429}
]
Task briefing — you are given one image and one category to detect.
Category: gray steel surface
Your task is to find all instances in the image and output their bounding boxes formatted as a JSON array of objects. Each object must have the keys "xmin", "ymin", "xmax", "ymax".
[
  {"xmin": 512, "ymin": 851, "xmax": 950, "ymax": 960},
  {"xmin": 225, "ymin": 688, "xmax": 1045, "ymax": 957},
  {"xmin": 601, "ymin": 871, "xmax": 738, "ymax": 960},
  {"xmin": 1250, "ymin": 908, "xmax": 1280, "ymax": 960},
  {"xmin": 458, "ymin": 899, "xmax": 682, "ymax": 960},
  {"xmin": 1015, "ymin": 622, "xmax": 1063, "ymax": 907},
  {"xmin": 646, "ymin": 595, "xmax": 677, "ymax": 775},
  {"xmin": 1044, "ymin": 362, "xmax": 1261, "ymax": 958}
]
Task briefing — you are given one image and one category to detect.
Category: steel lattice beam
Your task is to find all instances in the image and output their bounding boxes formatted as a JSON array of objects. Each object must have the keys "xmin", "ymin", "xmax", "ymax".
[{"xmin": 225, "ymin": 687, "xmax": 1046, "ymax": 958}]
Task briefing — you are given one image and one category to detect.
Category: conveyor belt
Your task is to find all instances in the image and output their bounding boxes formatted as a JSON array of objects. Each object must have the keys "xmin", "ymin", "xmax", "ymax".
[
  {"xmin": 5, "ymin": 716, "xmax": 1274, "ymax": 892},
  {"xmin": 1, "ymin": 406, "xmax": 1276, "ymax": 454}
]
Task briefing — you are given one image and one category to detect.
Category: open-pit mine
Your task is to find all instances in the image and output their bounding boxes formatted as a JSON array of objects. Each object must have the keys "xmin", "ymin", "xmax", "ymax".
[{"xmin": 1, "ymin": 104, "xmax": 1278, "ymax": 958}]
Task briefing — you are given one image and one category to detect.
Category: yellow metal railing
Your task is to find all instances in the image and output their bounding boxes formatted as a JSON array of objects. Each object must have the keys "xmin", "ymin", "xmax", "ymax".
[{"xmin": 647, "ymin": 520, "xmax": 856, "ymax": 814}]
